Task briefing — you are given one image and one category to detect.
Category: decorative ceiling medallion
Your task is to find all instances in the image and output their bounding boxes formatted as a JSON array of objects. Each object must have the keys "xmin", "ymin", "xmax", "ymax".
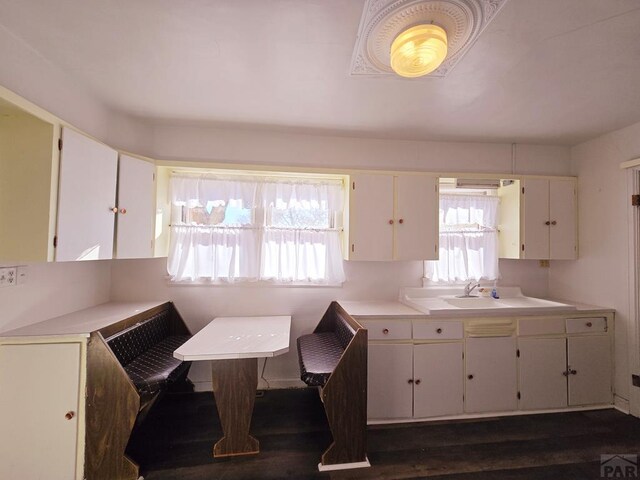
[{"xmin": 350, "ymin": 0, "xmax": 510, "ymax": 78}]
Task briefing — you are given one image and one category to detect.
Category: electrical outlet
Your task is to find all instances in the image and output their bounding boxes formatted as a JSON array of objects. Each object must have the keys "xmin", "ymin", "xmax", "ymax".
[
  {"xmin": 0, "ymin": 267, "xmax": 17, "ymax": 287},
  {"xmin": 16, "ymin": 266, "xmax": 28, "ymax": 285}
]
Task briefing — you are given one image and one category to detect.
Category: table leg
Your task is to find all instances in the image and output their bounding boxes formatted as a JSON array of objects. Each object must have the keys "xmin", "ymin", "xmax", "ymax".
[{"xmin": 210, "ymin": 358, "xmax": 260, "ymax": 458}]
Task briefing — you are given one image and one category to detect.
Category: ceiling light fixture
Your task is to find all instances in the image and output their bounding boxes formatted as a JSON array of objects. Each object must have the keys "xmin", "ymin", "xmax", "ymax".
[{"xmin": 390, "ymin": 24, "xmax": 448, "ymax": 78}]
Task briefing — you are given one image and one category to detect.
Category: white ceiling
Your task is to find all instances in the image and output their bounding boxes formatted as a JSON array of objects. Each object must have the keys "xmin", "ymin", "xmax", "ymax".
[{"xmin": 1, "ymin": 0, "xmax": 640, "ymax": 145}]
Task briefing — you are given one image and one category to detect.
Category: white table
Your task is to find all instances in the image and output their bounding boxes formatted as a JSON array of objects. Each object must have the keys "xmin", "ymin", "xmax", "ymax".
[{"xmin": 174, "ymin": 316, "xmax": 291, "ymax": 458}]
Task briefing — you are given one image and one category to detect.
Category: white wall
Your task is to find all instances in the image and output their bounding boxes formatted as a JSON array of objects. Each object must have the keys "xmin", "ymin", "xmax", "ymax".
[
  {"xmin": 149, "ymin": 122, "xmax": 571, "ymax": 175},
  {"xmin": 108, "ymin": 126, "xmax": 570, "ymax": 390},
  {"xmin": 0, "ymin": 261, "xmax": 111, "ymax": 333},
  {"xmin": 549, "ymin": 119, "xmax": 640, "ymax": 404}
]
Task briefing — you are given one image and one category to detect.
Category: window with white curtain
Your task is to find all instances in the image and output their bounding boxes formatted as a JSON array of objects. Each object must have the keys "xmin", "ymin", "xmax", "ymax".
[
  {"xmin": 425, "ymin": 194, "xmax": 500, "ymax": 283},
  {"xmin": 167, "ymin": 173, "xmax": 346, "ymax": 284}
]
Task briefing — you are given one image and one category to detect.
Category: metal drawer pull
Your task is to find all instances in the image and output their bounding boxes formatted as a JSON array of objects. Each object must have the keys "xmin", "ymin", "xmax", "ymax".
[
  {"xmin": 414, "ymin": 379, "xmax": 421, "ymax": 385},
  {"xmin": 382, "ymin": 328, "xmax": 389, "ymax": 335},
  {"xmin": 407, "ymin": 379, "xmax": 414, "ymax": 384},
  {"xmin": 65, "ymin": 411, "xmax": 75, "ymax": 420},
  {"xmin": 467, "ymin": 374, "xmax": 474, "ymax": 380},
  {"xmin": 586, "ymin": 322, "xmax": 593, "ymax": 327},
  {"xmin": 436, "ymin": 328, "xmax": 443, "ymax": 334}
]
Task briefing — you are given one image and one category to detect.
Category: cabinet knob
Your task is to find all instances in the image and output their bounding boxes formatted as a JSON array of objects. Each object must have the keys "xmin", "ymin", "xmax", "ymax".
[
  {"xmin": 382, "ymin": 328, "xmax": 389, "ymax": 335},
  {"xmin": 570, "ymin": 369, "xmax": 577, "ymax": 375},
  {"xmin": 407, "ymin": 379, "xmax": 414, "ymax": 384},
  {"xmin": 562, "ymin": 370, "xmax": 569, "ymax": 377},
  {"xmin": 586, "ymin": 322, "xmax": 593, "ymax": 327},
  {"xmin": 65, "ymin": 411, "xmax": 75, "ymax": 420},
  {"xmin": 467, "ymin": 374, "xmax": 474, "ymax": 380},
  {"xmin": 414, "ymin": 379, "xmax": 421, "ymax": 385},
  {"xmin": 545, "ymin": 221, "xmax": 551, "ymax": 226},
  {"xmin": 398, "ymin": 218, "xmax": 404, "ymax": 224},
  {"xmin": 120, "ymin": 208, "xmax": 127, "ymax": 214},
  {"xmin": 551, "ymin": 220, "xmax": 557, "ymax": 226},
  {"xmin": 436, "ymin": 328, "xmax": 443, "ymax": 334},
  {"xmin": 110, "ymin": 207, "xmax": 118, "ymax": 213},
  {"xmin": 388, "ymin": 219, "xmax": 394, "ymax": 225}
]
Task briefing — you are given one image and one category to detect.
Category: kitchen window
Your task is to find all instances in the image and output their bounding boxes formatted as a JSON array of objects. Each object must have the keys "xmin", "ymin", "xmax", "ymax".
[
  {"xmin": 167, "ymin": 173, "xmax": 346, "ymax": 284},
  {"xmin": 425, "ymin": 193, "xmax": 500, "ymax": 283}
]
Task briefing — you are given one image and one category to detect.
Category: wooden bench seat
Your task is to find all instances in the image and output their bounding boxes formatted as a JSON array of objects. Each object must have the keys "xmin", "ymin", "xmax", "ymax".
[
  {"xmin": 86, "ymin": 302, "xmax": 192, "ymax": 479},
  {"xmin": 296, "ymin": 302, "xmax": 369, "ymax": 471}
]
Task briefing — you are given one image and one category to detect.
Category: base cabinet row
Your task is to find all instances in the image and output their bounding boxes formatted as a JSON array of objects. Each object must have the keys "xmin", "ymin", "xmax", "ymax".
[{"xmin": 368, "ymin": 334, "xmax": 612, "ymax": 420}]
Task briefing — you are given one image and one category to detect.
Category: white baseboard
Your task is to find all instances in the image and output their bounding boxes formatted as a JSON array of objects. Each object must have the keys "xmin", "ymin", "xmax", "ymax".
[
  {"xmin": 368, "ymin": 403, "xmax": 615, "ymax": 425},
  {"xmin": 318, "ymin": 457, "xmax": 371, "ymax": 472},
  {"xmin": 614, "ymin": 394, "xmax": 631, "ymax": 414}
]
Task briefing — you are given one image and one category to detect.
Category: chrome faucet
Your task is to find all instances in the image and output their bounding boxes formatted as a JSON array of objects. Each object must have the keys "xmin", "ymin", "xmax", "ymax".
[{"xmin": 463, "ymin": 281, "xmax": 481, "ymax": 297}]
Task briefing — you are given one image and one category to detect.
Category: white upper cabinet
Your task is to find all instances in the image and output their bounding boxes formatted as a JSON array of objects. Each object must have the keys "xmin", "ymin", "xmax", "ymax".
[
  {"xmin": 521, "ymin": 178, "xmax": 577, "ymax": 260},
  {"xmin": 347, "ymin": 173, "xmax": 438, "ymax": 261},
  {"xmin": 499, "ymin": 177, "xmax": 577, "ymax": 260},
  {"xmin": 56, "ymin": 128, "xmax": 118, "ymax": 261},
  {"xmin": 395, "ymin": 175, "xmax": 439, "ymax": 261},
  {"xmin": 348, "ymin": 174, "xmax": 394, "ymax": 261},
  {"xmin": 116, "ymin": 155, "xmax": 156, "ymax": 259}
]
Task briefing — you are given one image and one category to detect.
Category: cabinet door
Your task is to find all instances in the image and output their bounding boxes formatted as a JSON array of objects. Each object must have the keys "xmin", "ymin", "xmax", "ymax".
[
  {"xmin": 56, "ymin": 128, "xmax": 118, "ymax": 261},
  {"xmin": 521, "ymin": 179, "xmax": 550, "ymax": 259},
  {"xmin": 465, "ymin": 337, "xmax": 518, "ymax": 413},
  {"xmin": 518, "ymin": 337, "xmax": 568, "ymax": 410},
  {"xmin": 349, "ymin": 174, "xmax": 394, "ymax": 261},
  {"xmin": 549, "ymin": 179, "xmax": 577, "ymax": 259},
  {"xmin": 395, "ymin": 175, "xmax": 438, "ymax": 260},
  {"xmin": 116, "ymin": 154, "xmax": 156, "ymax": 259},
  {"xmin": 568, "ymin": 336, "xmax": 612, "ymax": 406},
  {"xmin": 414, "ymin": 343, "xmax": 464, "ymax": 418},
  {"xmin": 0, "ymin": 342, "xmax": 81, "ymax": 480},
  {"xmin": 368, "ymin": 343, "xmax": 413, "ymax": 419}
]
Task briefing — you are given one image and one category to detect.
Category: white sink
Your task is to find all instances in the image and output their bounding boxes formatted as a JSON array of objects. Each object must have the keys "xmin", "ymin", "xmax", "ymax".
[
  {"xmin": 443, "ymin": 297, "xmax": 501, "ymax": 309},
  {"xmin": 400, "ymin": 286, "xmax": 576, "ymax": 316}
]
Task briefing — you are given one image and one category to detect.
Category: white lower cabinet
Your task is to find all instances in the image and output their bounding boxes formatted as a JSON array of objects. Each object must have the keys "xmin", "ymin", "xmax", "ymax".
[
  {"xmin": 368, "ymin": 342, "xmax": 464, "ymax": 419},
  {"xmin": 362, "ymin": 313, "xmax": 613, "ymax": 422},
  {"xmin": 518, "ymin": 337, "xmax": 568, "ymax": 410},
  {"xmin": 413, "ymin": 343, "xmax": 464, "ymax": 418},
  {"xmin": 568, "ymin": 335, "xmax": 612, "ymax": 406},
  {"xmin": 368, "ymin": 343, "xmax": 413, "ymax": 419},
  {"xmin": 464, "ymin": 337, "xmax": 518, "ymax": 413},
  {"xmin": 0, "ymin": 342, "xmax": 82, "ymax": 480}
]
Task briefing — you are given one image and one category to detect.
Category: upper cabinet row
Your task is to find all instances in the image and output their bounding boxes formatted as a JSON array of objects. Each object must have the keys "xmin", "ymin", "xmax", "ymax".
[
  {"xmin": 0, "ymin": 98, "xmax": 156, "ymax": 263},
  {"xmin": 347, "ymin": 174, "xmax": 577, "ymax": 262},
  {"xmin": 0, "ymin": 94, "xmax": 576, "ymax": 264}
]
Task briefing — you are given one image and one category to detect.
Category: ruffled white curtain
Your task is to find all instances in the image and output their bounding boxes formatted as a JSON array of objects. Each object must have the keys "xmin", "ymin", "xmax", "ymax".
[
  {"xmin": 168, "ymin": 175, "xmax": 345, "ymax": 284},
  {"xmin": 426, "ymin": 194, "xmax": 500, "ymax": 283}
]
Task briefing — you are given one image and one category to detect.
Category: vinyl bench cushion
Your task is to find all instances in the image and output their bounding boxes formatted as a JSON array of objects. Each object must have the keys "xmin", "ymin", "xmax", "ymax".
[
  {"xmin": 297, "ymin": 313, "xmax": 355, "ymax": 387},
  {"xmin": 107, "ymin": 310, "xmax": 191, "ymax": 395}
]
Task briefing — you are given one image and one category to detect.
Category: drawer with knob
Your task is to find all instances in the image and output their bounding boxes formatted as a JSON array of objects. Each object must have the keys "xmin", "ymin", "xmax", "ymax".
[
  {"xmin": 413, "ymin": 321, "xmax": 463, "ymax": 340},
  {"xmin": 566, "ymin": 317, "xmax": 607, "ymax": 334},
  {"xmin": 361, "ymin": 320, "xmax": 412, "ymax": 340}
]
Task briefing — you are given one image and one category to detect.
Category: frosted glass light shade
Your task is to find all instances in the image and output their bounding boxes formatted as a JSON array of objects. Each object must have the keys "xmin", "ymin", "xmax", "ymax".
[{"xmin": 390, "ymin": 24, "xmax": 448, "ymax": 78}]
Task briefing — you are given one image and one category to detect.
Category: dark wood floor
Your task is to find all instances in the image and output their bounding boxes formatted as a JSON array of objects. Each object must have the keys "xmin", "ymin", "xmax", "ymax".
[{"xmin": 127, "ymin": 389, "xmax": 640, "ymax": 480}]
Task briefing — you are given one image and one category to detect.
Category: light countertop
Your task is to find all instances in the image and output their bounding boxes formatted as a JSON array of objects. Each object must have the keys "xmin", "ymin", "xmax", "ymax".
[
  {"xmin": 0, "ymin": 301, "xmax": 167, "ymax": 338},
  {"xmin": 339, "ymin": 299, "xmax": 614, "ymax": 320},
  {"xmin": 338, "ymin": 301, "xmax": 426, "ymax": 319}
]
